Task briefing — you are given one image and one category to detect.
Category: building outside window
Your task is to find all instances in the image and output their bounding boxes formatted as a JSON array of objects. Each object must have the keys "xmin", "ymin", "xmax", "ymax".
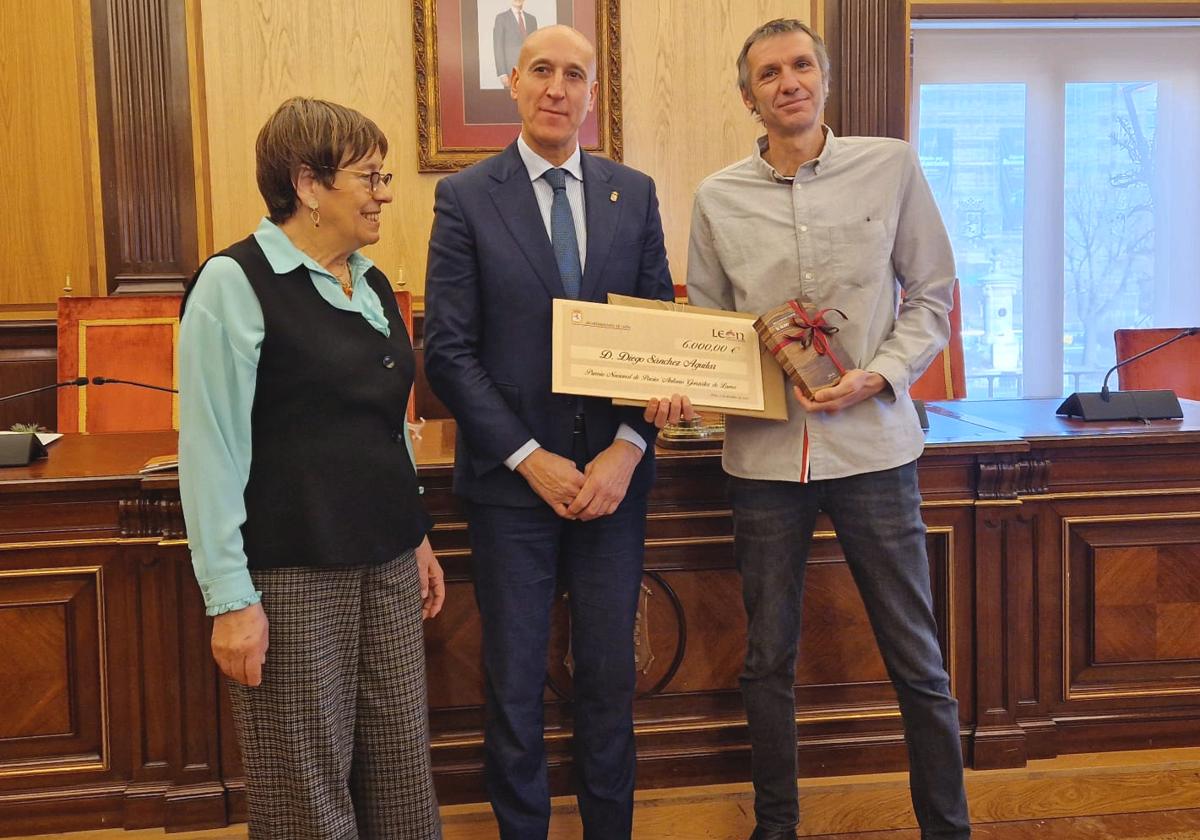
[{"xmin": 911, "ymin": 20, "xmax": 1200, "ymax": 399}]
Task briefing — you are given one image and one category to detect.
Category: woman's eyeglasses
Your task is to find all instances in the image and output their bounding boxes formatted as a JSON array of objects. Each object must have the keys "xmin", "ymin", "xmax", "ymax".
[{"xmin": 328, "ymin": 167, "xmax": 394, "ymax": 193}]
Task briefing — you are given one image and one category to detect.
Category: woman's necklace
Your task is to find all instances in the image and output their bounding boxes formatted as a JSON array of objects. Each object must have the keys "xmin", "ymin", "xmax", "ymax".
[{"xmin": 331, "ymin": 263, "xmax": 353, "ymax": 299}]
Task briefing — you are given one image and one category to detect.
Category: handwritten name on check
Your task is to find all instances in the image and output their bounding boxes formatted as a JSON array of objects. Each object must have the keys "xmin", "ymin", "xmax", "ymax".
[{"xmin": 551, "ymin": 299, "xmax": 765, "ymax": 412}]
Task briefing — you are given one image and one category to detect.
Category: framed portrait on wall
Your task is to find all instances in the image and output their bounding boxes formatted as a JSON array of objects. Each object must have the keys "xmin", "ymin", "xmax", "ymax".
[{"xmin": 413, "ymin": 0, "xmax": 622, "ymax": 172}]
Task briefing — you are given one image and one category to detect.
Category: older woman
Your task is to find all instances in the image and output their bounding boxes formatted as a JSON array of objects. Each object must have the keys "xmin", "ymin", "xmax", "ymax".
[{"xmin": 178, "ymin": 97, "xmax": 444, "ymax": 839}]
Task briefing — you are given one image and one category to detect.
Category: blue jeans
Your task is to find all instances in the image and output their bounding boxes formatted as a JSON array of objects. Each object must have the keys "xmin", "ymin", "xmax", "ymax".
[
  {"xmin": 730, "ymin": 463, "xmax": 971, "ymax": 839},
  {"xmin": 468, "ymin": 495, "xmax": 647, "ymax": 840}
]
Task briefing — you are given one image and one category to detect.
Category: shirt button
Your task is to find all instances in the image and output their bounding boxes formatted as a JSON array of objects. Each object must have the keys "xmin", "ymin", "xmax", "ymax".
[
  {"xmin": 804, "ymin": 272, "xmax": 814, "ymax": 280},
  {"xmin": 799, "ymin": 225, "xmax": 808, "ymax": 232},
  {"xmin": 382, "ymin": 355, "xmax": 396, "ymax": 369},
  {"xmin": 392, "ymin": 430, "xmax": 405, "ymax": 443}
]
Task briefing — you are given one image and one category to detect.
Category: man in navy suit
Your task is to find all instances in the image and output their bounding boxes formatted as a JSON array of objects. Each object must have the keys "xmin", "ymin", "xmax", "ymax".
[
  {"xmin": 493, "ymin": 0, "xmax": 537, "ymax": 88},
  {"xmin": 425, "ymin": 24, "xmax": 687, "ymax": 840}
]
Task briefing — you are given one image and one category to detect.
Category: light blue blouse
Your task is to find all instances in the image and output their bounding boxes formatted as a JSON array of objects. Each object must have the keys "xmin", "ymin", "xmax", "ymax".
[{"xmin": 177, "ymin": 218, "xmax": 415, "ymax": 616}]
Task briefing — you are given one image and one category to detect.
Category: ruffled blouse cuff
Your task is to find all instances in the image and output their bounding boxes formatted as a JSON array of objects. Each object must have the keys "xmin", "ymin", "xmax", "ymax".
[{"xmin": 205, "ymin": 591, "xmax": 263, "ymax": 617}]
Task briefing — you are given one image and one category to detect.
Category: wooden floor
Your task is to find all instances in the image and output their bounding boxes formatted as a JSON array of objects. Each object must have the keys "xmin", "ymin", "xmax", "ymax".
[{"xmin": 14, "ymin": 747, "xmax": 1200, "ymax": 839}]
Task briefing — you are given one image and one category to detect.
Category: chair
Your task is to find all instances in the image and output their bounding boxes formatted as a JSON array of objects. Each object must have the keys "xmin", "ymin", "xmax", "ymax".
[
  {"xmin": 57, "ymin": 296, "xmax": 180, "ymax": 433},
  {"xmin": 57, "ymin": 290, "xmax": 417, "ymax": 435},
  {"xmin": 1114, "ymin": 328, "xmax": 1200, "ymax": 401},
  {"xmin": 909, "ymin": 280, "xmax": 967, "ymax": 401}
]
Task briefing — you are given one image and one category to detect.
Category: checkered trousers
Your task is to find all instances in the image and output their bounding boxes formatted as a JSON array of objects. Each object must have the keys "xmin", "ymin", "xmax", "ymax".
[{"xmin": 227, "ymin": 550, "xmax": 441, "ymax": 840}]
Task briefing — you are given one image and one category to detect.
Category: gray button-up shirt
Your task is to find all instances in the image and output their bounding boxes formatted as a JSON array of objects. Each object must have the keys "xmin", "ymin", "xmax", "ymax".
[{"xmin": 687, "ymin": 130, "xmax": 955, "ymax": 482}]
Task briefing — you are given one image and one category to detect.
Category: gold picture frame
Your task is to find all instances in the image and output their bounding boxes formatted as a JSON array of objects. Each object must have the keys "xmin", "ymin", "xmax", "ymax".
[{"xmin": 413, "ymin": 0, "xmax": 622, "ymax": 172}]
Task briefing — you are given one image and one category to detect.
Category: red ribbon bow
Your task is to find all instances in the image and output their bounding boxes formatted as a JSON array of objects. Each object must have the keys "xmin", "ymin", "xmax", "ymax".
[{"xmin": 780, "ymin": 301, "xmax": 847, "ymax": 375}]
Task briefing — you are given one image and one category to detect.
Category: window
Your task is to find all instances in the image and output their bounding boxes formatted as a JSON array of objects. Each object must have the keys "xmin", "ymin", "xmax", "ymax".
[{"xmin": 912, "ymin": 21, "xmax": 1200, "ymax": 398}]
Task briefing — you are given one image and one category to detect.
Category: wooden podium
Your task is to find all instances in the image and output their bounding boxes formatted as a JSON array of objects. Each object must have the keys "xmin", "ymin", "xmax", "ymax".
[{"xmin": 3, "ymin": 401, "xmax": 1200, "ymax": 833}]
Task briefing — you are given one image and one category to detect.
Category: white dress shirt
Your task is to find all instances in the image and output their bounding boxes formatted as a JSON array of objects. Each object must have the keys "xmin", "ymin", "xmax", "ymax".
[{"xmin": 504, "ymin": 136, "xmax": 647, "ymax": 469}]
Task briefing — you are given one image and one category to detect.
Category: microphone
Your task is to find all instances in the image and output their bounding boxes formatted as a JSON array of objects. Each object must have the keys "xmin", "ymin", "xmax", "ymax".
[
  {"xmin": 0, "ymin": 376, "xmax": 89, "ymax": 405},
  {"xmin": 1057, "ymin": 327, "xmax": 1198, "ymax": 421},
  {"xmin": 90, "ymin": 376, "xmax": 178, "ymax": 394},
  {"xmin": 1099, "ymin": 327, "xmax": 1199, "ymax": 400},
  {"xmin": 0, "ymin": 378, "xmax": 85, "ymax": 466}
]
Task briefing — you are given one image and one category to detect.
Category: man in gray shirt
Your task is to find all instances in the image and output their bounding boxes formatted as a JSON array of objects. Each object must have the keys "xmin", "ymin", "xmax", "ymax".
[{"xmin": 687, "ymin": 18, "xmax": 971, "ymax": 840}]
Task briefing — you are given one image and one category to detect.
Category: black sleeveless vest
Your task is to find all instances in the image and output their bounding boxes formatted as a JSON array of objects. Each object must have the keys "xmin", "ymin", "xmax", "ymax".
[{"xmin": 183, "ymin": 235, "xmax": 431, "ymax": 570}]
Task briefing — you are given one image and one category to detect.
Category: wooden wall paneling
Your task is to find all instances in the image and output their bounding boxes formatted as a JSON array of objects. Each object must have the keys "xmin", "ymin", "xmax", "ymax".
[
  {"xmin": 0, "ymin": 543, "xmax": 139, "ymax": 839},
  {"xmin": 119, "ymin": 542, "xmax": 225, "ymax": 830},
  {"xmin": 164, "ymin": 546, "xmax": 226, "ymax": 829},
  {"xmin": 1044, "ymin": 495, "xmax": 1200, "ymax": 756},
  {"xmin": 218, "ymin": 682, "xmax": 247, "ymax": 824},
  {"xmin": 1006, "ymin": 502, "xmax": 1054, "ymax": 760},
  {"xmin": 1062, "ymin": 511, "xmax": 1200, "ymax": 701},
  {"xmin": 116, "ymin": 476, "xmax": 226, "ymax": 828},
  {"xmin": 925, "ymin": 504, "xmax": 978, "ymax": 742},
  {"xmin": 966, "ymin": 440, "xmax": 1200, "ymax": 768},
  {"xmin": 646, "ymin": 569, "xmax": 741, "ymax": 695},
  {"xmin": 1027, "ymin": 432, "xmax": 1200, "ymax": 756},
  {"xmin": 972, "ymin": 499, "xmax": 1034, "ymax": 768},
  {"xmin": 0, "ymin": 470, "xmax": 232, "ymax": 830},
  {"xmin": 184, "ymin": 0, "xmax": 214, "ymax": 261},
  {"xmin": 91, "ymin": 0, "xmax": 199, "ymax": 295},
  {"xmin": 197, "ymin": 0, "xmax": 812, "ymax": 303},
  {"xmin": 0, "ymin": 440, "xmax": 161, "ymax": 832},
  {"xmin": 425, "ymin": 579, "xmax": 486, "ymax": 710},
  {"xmin": 422, "ymin": 450, "xmax": 971, "ymax": 802},
  {"xmin": 196, "ymin": 0, "xmax": 427, "ymax": 301},
  {"xmin": 0, "ymin": 322, "xmax": 58, "ymax": 431},
  {"xmin": 0, "ymin": 0, "xmax": 103, "ymax": 316},
  {"xmin": 822, "ymin": 0, "xmax": 909, "ymax": 140},
  {"xmin": 618, "ymin": 0, "xmax": 808, "ymax": 290},
  {"xmin": 7, "ymin": 406, "xmax": 1200, "ymax": 833},
  {"xmin": 0, "ymin": 564, "xmax": 105, "ymax": 765},
  {"xmin": 121, "ymin": 542, "xmax": 177, "ymax": 827},
  {"xmin": 1045, "ymin": 442, "xmax": 1200, "ymax": 497}
]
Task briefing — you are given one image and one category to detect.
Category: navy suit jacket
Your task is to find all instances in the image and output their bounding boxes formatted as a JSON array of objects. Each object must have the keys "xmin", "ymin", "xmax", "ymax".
[
  {"xmin": 424, "ymin": 142, "xmax": 674, "ymax": 507},
  {"xmin": 493, "ymin": 10, "xmax": 537, "ymax": 77}
]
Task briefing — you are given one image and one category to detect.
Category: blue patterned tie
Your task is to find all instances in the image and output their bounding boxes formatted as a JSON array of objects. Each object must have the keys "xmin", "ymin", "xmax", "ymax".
[{"xmin": 542, "ymin": 168, "xmax": 582, "ymax": 299}]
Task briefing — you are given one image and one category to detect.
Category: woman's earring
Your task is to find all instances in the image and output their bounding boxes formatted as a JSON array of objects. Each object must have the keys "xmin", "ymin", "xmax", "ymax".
[{"xmin": 310, "ymin": 205, "xmax": 320, "ymax": 227}]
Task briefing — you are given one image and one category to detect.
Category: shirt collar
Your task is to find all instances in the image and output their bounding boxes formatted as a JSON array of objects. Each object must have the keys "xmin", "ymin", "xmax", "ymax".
[
  {"xmin": 517, "ymin": 134, "xmax": 584, "ymax": 184},
  {"xmin": 251, "ymin": 217, "xmax": 374, "ymax": 278},
  {"xmin": 752, "ymin": 125, "xmax": 838, "ymax": 183}
]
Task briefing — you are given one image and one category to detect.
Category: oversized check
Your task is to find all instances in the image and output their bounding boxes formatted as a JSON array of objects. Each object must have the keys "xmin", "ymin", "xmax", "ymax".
[{"xmin": 551, "ymin": 298, "xmax": 765, "ymax": 412}]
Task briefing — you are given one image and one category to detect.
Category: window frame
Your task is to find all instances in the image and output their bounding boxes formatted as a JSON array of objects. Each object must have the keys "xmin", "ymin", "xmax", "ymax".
[{"xmin": 911, "ymin": 22, "xmax": 1200, "ymax": 397}]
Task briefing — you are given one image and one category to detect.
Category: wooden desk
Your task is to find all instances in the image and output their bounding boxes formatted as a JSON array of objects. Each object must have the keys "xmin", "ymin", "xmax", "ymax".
[{"xmin": 3, "ymin": 401, "xmax": 1200, "ymax": 833}]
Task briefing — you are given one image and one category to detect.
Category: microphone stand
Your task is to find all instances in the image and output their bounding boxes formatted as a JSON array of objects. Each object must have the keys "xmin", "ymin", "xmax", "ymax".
[
  {"xmin": 90, "ymin": 376, "xmax": 179, "ymax": 394},
  {"xmin": 0, "ymin": 378, "xmax": 88, "ymax": 467},
  {"xmin": 0, "ymin": 377, "xmax": 89, "ymax": 404},
  {"xmin": 1057, "ymin": 328, "xmax": 1197, "ymax": 421},
  {"xmin": 1098, "ymin": 327, "xmax": 1198, "ymax": 401}
]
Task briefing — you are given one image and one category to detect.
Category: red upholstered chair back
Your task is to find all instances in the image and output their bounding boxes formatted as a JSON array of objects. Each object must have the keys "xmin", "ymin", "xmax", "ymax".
[
  {"xmin": 1114, "ymin": 328, "xmax": 1200, "ymax": 400},
  {"xmin": 57, "ymin": 296, "xmax": 181, "ymax": 434},
  {"xmin": 909, "ymin": 280, "xmax": 967, "ymax": 401}
]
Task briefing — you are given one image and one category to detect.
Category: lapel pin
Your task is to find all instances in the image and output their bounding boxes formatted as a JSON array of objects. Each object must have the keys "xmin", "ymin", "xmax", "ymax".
[{"xmin": 610, "ymin": 191, "xmax": 619, "ymax": 203}]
